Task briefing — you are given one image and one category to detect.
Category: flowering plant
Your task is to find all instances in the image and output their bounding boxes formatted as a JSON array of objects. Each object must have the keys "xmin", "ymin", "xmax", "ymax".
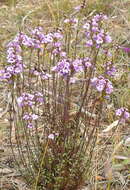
[{"xmin": 1, "ymin": 12, "xmax": 129, "ymax": 190}]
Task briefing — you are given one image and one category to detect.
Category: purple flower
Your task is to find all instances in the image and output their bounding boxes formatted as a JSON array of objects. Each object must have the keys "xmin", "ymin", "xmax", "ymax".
[
  {"xmin": 105, "ymin": 81, "xmax": 113, "ymax": 94},
  {"xmin": 53, "ymin": 32, "xmax": 63, "ymax": 39},
  {"xmin": 42, "ymin": 33, "xmax": 53, "ymax": 44},
  {"xmin": 83, "ymin": 23, "xmax": 90, "ymax": 30},
  {"xmin": 37, "ymin": 97, "xmax": 44, "ymax": 103},
  {"xmin": 84, "ymin": 14, "xmax": 112, "ymax": 49},
  {"xmin": 17, "ymin": 92, "xmax": 44, "ymax": 107},
  {"xmin": 17, "ymin": 93, "xmax": 34, "ymax": 107},
  {"xmin": 22, "ymin": 35, "xmax": 35, "ymax": 47},
  {"xmin": 0, "ymin": 70, "xmax": 5, "ymax": 80},
  {"xmin": 34, "ymin": 92, "xmax": 44, "ymax": 103},
  {"xmin": 27, "ymin": 123, "xmax": 33, "ymax": 128},
  {"xmin": 72, "ymin": 59, "xmax": 83, "ymax": 72},
  {"xmin": 92, "ymin": 15, "xmax": 100, "ymax": 23},
  {"xmin": 116, "ymin": 108, "xmax": 123, "ymax": 116},
  {"xmin": 14, "ymin": 64, "xmax": 23, "ymax": 74},
  {"xmin": 124, "ymin": 111, "xmax": 130, "ymax": 119},
  {"xmin": 106, "ymin": 66, "xmax": 116, "ymax": 76},
  {"xmin": 82, "ymin": 57, "xmax": 92, "ymax": 68},
  {"xmin": 7, "ymin": 57, "xmax": 16, "ymax": 64},
  {"xmin": 34, "ymin": 92, "xmax": 43, "ymax": 97},
  {"xmin": 95, "ymin": 33, "xmax": 104, "ymax": 44},
  {"xmin": 7, "ymin": 41, "xmax": 19, "ymax": 48},
  {"xmin": 92, "ymin": 20, "xmax": 98, "ymax": 26},
  {"xmin": 52, "ymin": 48, "xmax": 60, "ymax": 55},
  {"xmin": 52, "ymin": 58, "xmax": 86, "ymax": 76},
  {"xmin": 64, "ymin": 19, "xmax": 70, "ymax": 24},
  {"xmin": 96, "ymin": 78, "xmax": 106, "ymax": 92},
  {"xmin": 91, "ymin": 76, "xmax": 113, "ymax": 94},
  {"xmin": 92, "ymin": 26, "xmax": 99, "ymax": 32},
  {"xmin": 0, "ymin": 70, "xmax": 5, "ymax": 74},
  {"xmin": 3, "ymin": 72, "xmax": 12, "ymax": 79},
  {"xmin": 33, "ymin": 70, "xmax": 40, "ymax": 76},
  {"xmin": 31, "ymin": 27, "xmax": 43, "ymax": 36},
  {"xmin": 23, "ymin": 113, "xmax": 39, "ymax": 121},
  {"xmin": 7, "ymin": 47, "xmax": 15, "ymax": 54},
  {"xmin": 6, "ymin": 34, "xmax": 24, "ymax": 79},
  {"xmin": 95, "ymin": 36, "xmax": 103, "ymax": 44},
  {"xmin": 85, "ymin": 32, "xmax": 91, "ymax": 38},
  {"xmin": 23, "ymin": 93, "xmax": 34, "ymax": 100},
  {"xmin": 48, "ymin": 134, "xmax": 55, "ymax": 140},
  {"xmin": 84, "ymin": 61, "xmax": 91, "ymax": 68},
  {"xmin": 52, "ymin": 59, "xmax": 71, "ymax": 76},
  {"xmin": 116, "ymin": 108, "xmax": 130, "ymax": 122},
  {"xmin": 23, "ymin": 114, "xmax": 30, "ymax": 120},
  {"xmin": 93, "ymin": 14, "xmax": 108, "ymax": 22},
  {"xmin": 31, "ymin": 114, "xmax": 39, "ymax": 120},
  {"xmin": 40, "ymin": 72, "xmax": 52, "ymax": 80},
  {"xmin": 91, "ymin": 77, "xmax": 106, "ymax": 92},
  {"xmin": 17, "ymin": 96, "xmax": 24, "ymax": 107},
  {"xmin": 120, "ymin": 46, "xmax": 130, "ymax": 53},
  {"xmin": 53, "ymin": 42, "xmax": 62, "ymax": 48},
  {"xmin": 86, "ymin": 40, "xmax": 93, "ymax": 47},
  {"xmin": 105, "ymin": 34, "xmax": 112, "ymax": 43},
  {"xmin": 60, "ymin": 51, "xmax": 67, "ymax": 57},
  {"xmin": 6, "ymin": 66, "xmax": 14, "ymax": 73},
  {"xmin": 64, "ymin": 18, "xmax": 78, "ymax": 25},
  {"xmin": 69, "ymin": 77, "xmax": 77, "ymax": 84},
  {"xmin": 105, "ymin": 62, "xmax": 116, "ymax": 77}
]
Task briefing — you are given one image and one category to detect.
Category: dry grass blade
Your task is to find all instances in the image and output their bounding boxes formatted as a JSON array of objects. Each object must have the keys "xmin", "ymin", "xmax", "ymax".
[{"xmin": 102, "ymin": 120, "xmax": 119, "ymax": 133}]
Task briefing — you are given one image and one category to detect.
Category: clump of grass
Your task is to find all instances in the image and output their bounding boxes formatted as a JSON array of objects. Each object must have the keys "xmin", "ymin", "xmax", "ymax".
[{"xmin": 81, "ymin": 0, "xmax": 114, "ymax": 16}]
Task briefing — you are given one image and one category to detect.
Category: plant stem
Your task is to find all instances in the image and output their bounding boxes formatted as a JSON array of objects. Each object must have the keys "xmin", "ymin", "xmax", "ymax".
[{"xmin": 34, "ymin": 140, "xmax": 49, "ymax": 190}]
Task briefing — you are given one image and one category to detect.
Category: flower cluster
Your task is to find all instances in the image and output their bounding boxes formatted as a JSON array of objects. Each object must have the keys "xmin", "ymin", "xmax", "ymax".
[
  {"xmin": 23, "ymin": 113, "xmax": 39, "ymax": 128},
  {"xmin": 17, "ymin": 92, "xmax": 44, "ymax": 107},
  {"xmin": 0, "ymin": 33, "xmax": 24, "ymax": 80},
  {"xmin": 22, "ymin": 34, "xmax": 39, "ymax": 48},
  {"xmin": 0, "ymin": 27, "xmax": 65, "ymax": 81},
  {"xmin": 116, "ymin": 108, "xmax": 130, "ymax": 123},
  {"xmin": 32, "ymin": 27, "xmax": 53, "ymax": 46},
  {"xmin": 23, "ymin": 113, "xmax": 39, "ymax": 121},
  {"xmin": 51, "ymin": 32, "xmax": 64, "ymax": 55},
  {"xmin": 31, "ymin": 27, "xmax": 64, "ymax": 54},
  {"xmin": 105, "ymin": 61, "xmax": 116, "ymax": 76},
  {"xmin": 52, "ymin": 59, "xmax": 71, "ymax": 76},
  {"xmin": 83, "ymin": 14, "xmax": 112, "ymax": 48},
  {"xmin": 64, "ymin": 18, "xmax": 78, "ymax": 25},
  {"xmin": 82, "ymin": 57, "xmax": 92, "ymax": 68},
  {"xmin": 18, "ymin": 27, "xmax": 53, "ymax": 48},
  {"xmin": 31, "ymin": 69, "xmax": 52, "ymax": 80},
  {"xmin": 52, "ymin": 57, "xmax": 92, "ymax": 77},
  {"xmin": 72, "ymin": 59, "xmax": 83, "ymax": 72},
  {"xmin": 17, "ymin": 92, "xmax": 44, "ymax": 128},
  {"xmin": 91, "ymin": 76, "xmax": 113, "ymax": 94},
  {"xmin": 32, "ymin": 27, "xmax": 65, "ymax": 56}
]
